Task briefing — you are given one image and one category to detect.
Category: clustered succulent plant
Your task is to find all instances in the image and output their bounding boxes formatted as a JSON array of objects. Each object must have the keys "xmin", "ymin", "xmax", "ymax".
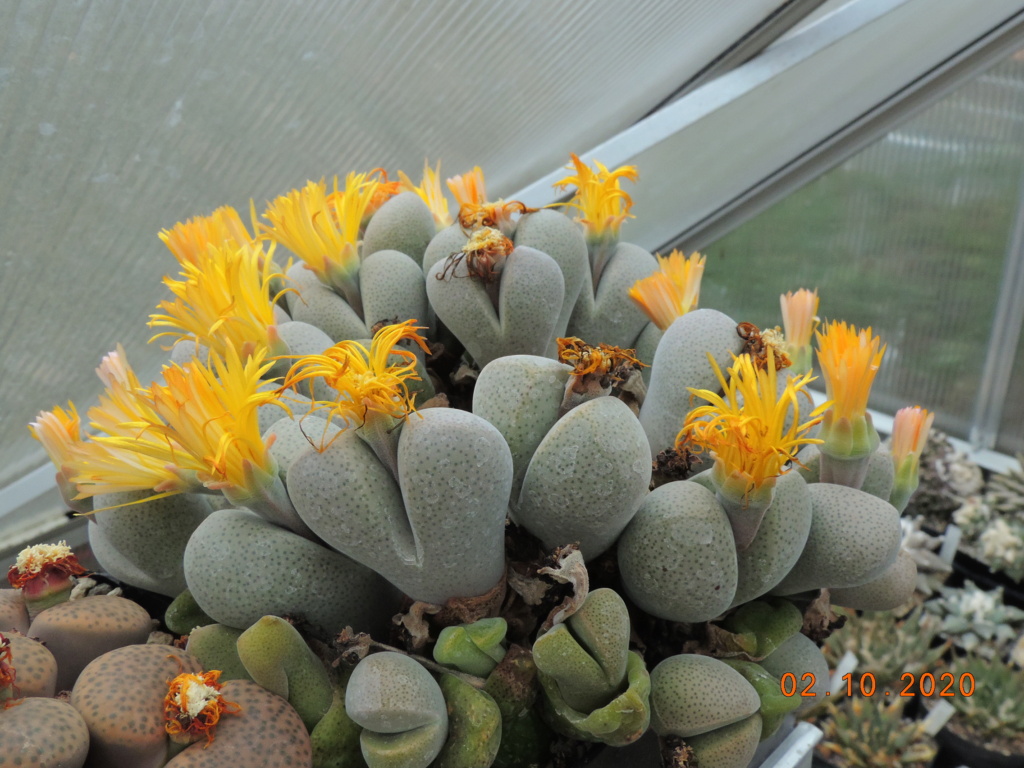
[
  {"xmin": 817, "ymin": 698, "xmax": 936, "ymax": 768},
  {"xmin": 3, "ymin": 156, "xmax": 934, "ymax": 768},
  {"xmin": 942, "ymin": 653, "xmax": 1024, "ymax": 756},
  {"xmin": 951, "ymin": 455, "xmax": 1024, "ymax": 583},
  {"xmin": 922, "ymin": 580, "xmax": 1024, "ymax": 658}
]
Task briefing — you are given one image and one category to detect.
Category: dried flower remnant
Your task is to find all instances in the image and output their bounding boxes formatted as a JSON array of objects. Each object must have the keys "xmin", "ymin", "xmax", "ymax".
[
  {"xmin": 780, "ymin": 288, "xmax": 819, "ymax": 374},
  {"xmin": 164, "ymin": 670, "xmax": 241, "ymax": 747},
  {"xmin": 148, "ymin": 241, "xmax": 290, "ymax": 361},
  {"xmin": 557, "ymin": 337, "xmax": 646, "ymax": 414},
  {"xmin": 399, "ymin": 160, "xmax": 453, "ymax": 229},
  {"xmin": 437, "ymin": 227, "xmax": 515, "ymax": 285},
  {"xmin": 678, "ymin": 349, "xmax": 828, "ymax": 547},
  {"xmin": 736, "ymin": 322, "xmax": 791, "ymax": 372},
  {"xmin": 889, "ymin": 406, "xmax": 935, "ymax": 513},
  {"xmin": 0, "ymin": 633, "xmax": 18, "ymax": 707},
  {"xmin": 815, "ymin": 320, "xmax": 886, "ymax": 488},
  {"xmin": 447, "ymin": 165, "xmax": 532, "ymax": 233},
  {"xmin": 628, "ymin": 250, "xmax": 705, "ymax": 331}
]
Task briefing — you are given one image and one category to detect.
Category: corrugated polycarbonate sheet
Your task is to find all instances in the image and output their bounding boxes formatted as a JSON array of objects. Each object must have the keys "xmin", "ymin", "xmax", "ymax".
[
  {"xmin": 703, "ymin": 53, "xmax": 1024, "ymax": 442},
  {"xmin": 0, "ymin": 0, "xmax": 790, "ymax": 490}
]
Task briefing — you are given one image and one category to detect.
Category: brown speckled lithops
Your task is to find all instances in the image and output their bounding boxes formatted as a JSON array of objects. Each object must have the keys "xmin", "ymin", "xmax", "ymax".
[
  {"xmin": 71, "ymin": 644, "xmax": 202, "ymax": 768},
  {"xmin": 0, "ymin": 697, "xmax": 90, "ymax": 768},
  {"xmin": 30, "ymin": 594, "xmax": 153, "ymax": 693},
  {"xmin": 165, "ymin": 680, "xmax": 313, "ymax": 767},
  {"xmin": 0, "ymin": 590, "xmax": 28, "ymax": 635},
  {"xmin": 3, "ymin": 633, "xmax": 57, "ymax": 700}
]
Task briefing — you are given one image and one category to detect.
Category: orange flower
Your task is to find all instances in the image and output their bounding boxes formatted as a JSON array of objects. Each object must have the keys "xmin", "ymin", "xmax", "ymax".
[
  {"xmin": 628, "ymin": 251, "xmax": 705, "ymax": 330},
  {"xmin": 164, "ymin": 670, "xmax": 241, "ymax": 746},
  {"xmin": 557, "ymin": 337, "xmax": 643, "ymax": 380},
  {"xmin": 891, "ymin": 406, "xmax": 934, "ymax": 466},
  {"xmin": 815, "ymin": 321, "xmax": 886, "ymax": 424}
]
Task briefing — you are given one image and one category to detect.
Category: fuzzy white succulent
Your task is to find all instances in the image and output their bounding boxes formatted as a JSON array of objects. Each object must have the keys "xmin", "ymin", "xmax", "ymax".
[
  {"xmin": 951, "ymin": 496, "xmax": 991, "ymax": 538},
  {"xmin": 924, "ymin": 580, "xmax": 1024, "ymax": 657},
  {"xmin": 979, "ymin": 518, "xmax": 1024, "ymax": 573}
]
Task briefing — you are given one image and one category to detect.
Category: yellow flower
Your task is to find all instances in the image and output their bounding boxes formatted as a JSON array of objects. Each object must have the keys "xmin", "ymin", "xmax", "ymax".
[
  {"xmin": 281, "ymin": 320, "xmax": 430, "ymax": 435},
  {"xmin": 628, "ymin": 250, "xmax": 705, "ymax": 330},
  {"xmin": 261, "ymin": 174, "xmax": 378, "ymax": 303},
  {"xmin": 144, "ymin": 346, "xmax": 282, "ymax": 492},
  {"xmin": 890, "ymin": 406, "xmax": 934, "ymax": 465},
  {"xmin": 71, "ymin": 347, "xmax": 205, "ymax": 499},
  {"xmin": 147, "ymin": 241, "xmax": 289, "ymax": 361},
  {"xmin": 815, "ymin": 321, "xmax": 886, "ymax": 424},
  {"xmin": 447, "ymin": 166, "xmax": 488, "ymax": 208},
  {"xmin": 158, "ymin": 206, "xmax": 256, "ymax": 266},
  {"xmin": 553, "ymin": 153, "xmax": 638, "ymax": 241},
  {"xmin": 678, "ymin": 350, "xmax": 828, "ymax": 498},
  {"xmin": 399, "ymin": 160, "xmax": 453, "ymax": 229},
  {"xmin": 28, "ymin": 403, "xmax": 83, "ymax": 471}
]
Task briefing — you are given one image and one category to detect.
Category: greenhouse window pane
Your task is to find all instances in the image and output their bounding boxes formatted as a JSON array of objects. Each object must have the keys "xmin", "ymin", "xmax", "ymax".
[{"xmin": 704, "ymin": 52, "xmax": 1024, "ymax": 444}]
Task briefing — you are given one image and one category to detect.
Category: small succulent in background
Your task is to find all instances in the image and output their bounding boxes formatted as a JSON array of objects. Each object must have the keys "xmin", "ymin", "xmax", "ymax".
[
  {"xmin": 817, "ymin": 698, "xmax": 936, "ymax": 768},
  {"xmin": 898, "ymin": 515, "xmax": 952, "ymax": 595},
  {"xmin": 904, "ymin": 428, "xmax": 984, "ymax": 524},
  {"xmin": 923, "ymin": 580, "xmax": 1024, "ymax": 657},
  {"xmin": 823, "ymin": 607, "xmax": 948, "ymax": 690},
  {"xmin": 943, "ymin": 654, "xmax": 1024, "ymax": 757}
]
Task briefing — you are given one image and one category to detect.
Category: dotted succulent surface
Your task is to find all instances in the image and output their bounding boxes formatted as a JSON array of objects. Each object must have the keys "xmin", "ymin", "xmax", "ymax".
[
  {"xmin": 71, "ymin": 644, "xmax": 202, "ymax": 768},
  {"xmin": 0, "ymin": 697, "xmax": 90, "ymax": 768},
  {"xmin": 649, "ymin": 655, "xmax": 760, "ymax": 739}
]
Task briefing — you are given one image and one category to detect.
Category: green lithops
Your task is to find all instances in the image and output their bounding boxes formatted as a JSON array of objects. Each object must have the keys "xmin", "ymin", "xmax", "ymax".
[
  {"xmin": 29, "ymin": 595, "xmax": 153, "ymax": 694},
  {"xmin": 534, "ymin": 589, "xmax": 630, "ymax": 713},
  {"xmin": 345, "ymin": 652, "xmax": 449, "ymax": 768},
  {"xmin": 88, "ymin": 490, "xmax": 212, "ymax": 597},
  {"xmin": 427, "ymin": 241, "xmax": 565, "ymax": 367},
  {"xmin": 618, "ymin": 481, "xmax": 738, "ymax": 623},
  {"xmin": 830, "ymin": 548, "xmax": 918, "ymax": 611},
  {"xmin": 71, "ymin": 644, "xmax": 203, "ymax": 768},
  {"xmin": 516, "ymin": 396, "xmax": 651, "ymax": 559},
  {"xmin": 310, "ymin": 678, "xmax": 366, "ymax": 768},
  {"xmin": 513, "ymin": 208, "xmax": 588, "ymax": 349},
  {"xmin": 434, "ymin": 674, "xmax": 503, "ymax": 768},
  {"xmin": 533, "ymin": 589, "xmax": 650, "ymax": 746},
  {"xmin": 236, "ymin": 615, "xmax": 333, "ymax": 731},
  {"xmin": 3, "ymin": 633, "xmax": 57, "ymax": 699},
  {"xmin": 284, "ymin": 263, "xmax": 370, "ymax": 341},
  {"xmin": 433, "ymin": 618, "xmax": 508, "ymax": 678},
  {"xmin": 649, "ymin": 654, "xmax": 760, "ymax": 739},
  {"xmin": 758, "ymin": 632, "xmax": 830, "ymax": 715},
  {"xmin": 164, "ymin": 679, "xmax": 314, "ymax": 768},
  {"xmin": 184, "ymin": 624, "xmax": 252, "ymax": 683},
  {"xmin": 721, "ymin": 660, "xmax": 799, "ymax": 740},
  {"xmin": 363, "ymin": 192, "xmax": 436, "ymax": 265},
  {"xmin": 730, "ymin": 470, "xmax": 813, "ymax": 607},
  {"xmin": 0, "ymin": 697, "xmax": 90, "ymax": 768},
  {"xmin": 771, "ymin": 483, "xmax": 902, "ymax": 596},
  {"xmin": 165, "ymin": 589, "xmax": 215, "ymax": 636},
  {"xmin": 721, "ymin": 599, "xmax": 803, "ymax": 659},
  {"xmin": 183, "ymin": 508, "xmax": 397, "ymax": 638},
  {"xmin": 638, "ymin": 308, "xmax": 745, "ymax": 457},
  {"xmin": 287, "ymin": 408, "xmax": 511, "ymax": 605},
  {"xmin": 685, "ymin": 713, "xmax": 763, "ymax": 768},
  {"xmin": 422, "ymin": 222, "xmax": 470, "ymax": 275}
]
